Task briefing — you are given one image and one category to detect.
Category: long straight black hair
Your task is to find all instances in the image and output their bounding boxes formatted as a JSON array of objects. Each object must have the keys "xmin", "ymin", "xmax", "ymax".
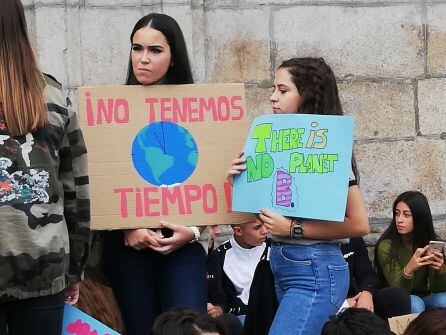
[
  {"xmin": 125, "ymin": 13, "xmax": 193, "ymax": 85},
  {"xmin": 375, "ymin": 191, "xmax": 438, "ymax": 284},
  {"xmin": 279, "ymin": 57, "xmax": 359, "ymax": 182}
]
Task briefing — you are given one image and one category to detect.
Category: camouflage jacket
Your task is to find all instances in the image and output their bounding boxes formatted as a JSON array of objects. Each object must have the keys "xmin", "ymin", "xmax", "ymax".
[{"xmin": 0, "ymin": 74, "xmax": 90, "ymax": 302}]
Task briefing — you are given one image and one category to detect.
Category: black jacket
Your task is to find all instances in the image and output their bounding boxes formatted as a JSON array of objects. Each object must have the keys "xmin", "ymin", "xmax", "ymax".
[
  {"xmin": 341, "ymin": 237, "xmax": 381, "ymax": 298},
  {"xmin": 207, "ymin": 240, "xmax": 248, "ymax": 315}
]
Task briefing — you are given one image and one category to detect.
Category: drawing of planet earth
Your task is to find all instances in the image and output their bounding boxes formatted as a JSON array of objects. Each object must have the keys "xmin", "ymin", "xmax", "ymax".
[{"xmin": 131, "ymin": 121, "xmax": 199, "ymax": 186}]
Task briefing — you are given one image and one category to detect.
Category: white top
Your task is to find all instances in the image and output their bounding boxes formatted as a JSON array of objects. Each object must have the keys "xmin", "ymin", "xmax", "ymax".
[{"xmin": 223, "ymin": 236, "xmax": 266, "ymax": 305}]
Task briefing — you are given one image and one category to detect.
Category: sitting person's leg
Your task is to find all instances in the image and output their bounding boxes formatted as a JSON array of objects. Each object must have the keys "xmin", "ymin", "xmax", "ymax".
[
  {"xmin": 373, "ymin": 287, "xmax": 411, "ymax": 318},
  {"xmin": 410, "ymin": 295, "xmax": 425, "ymax": 313},
  {"xmin": 422, "ymin": 292, "xmax": 446, "ymax": 309}
]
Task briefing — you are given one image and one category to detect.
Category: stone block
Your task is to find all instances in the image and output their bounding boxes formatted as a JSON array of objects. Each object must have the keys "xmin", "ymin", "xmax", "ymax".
[
  {"xmin": 141, "ymin": 3, "xmax": 164, "ymax": 12},
  {"xmin": 79, "ymin": 7, "xmax": 142, "ymax": 85},
  {"xmin": 205, "ymin": 8, "xmax": 271, "ymax": 83},
  {"xmin": 427, "ymin": 4, "xmax": 446, "ymax": 75},
  {"xmin": 245, "ymin": 86, "xmax": 272, "ymax": 122},
  {"xmin": 418, "ymin": 78, "xmax": 446, "ymax": 135},
  {"xmin": 24, "ymin": 8, "xmax": 36, "ymax": 50},
  {"xmin": 66, "ymin": 7, "xmax": 83, "ymax": 88},
  {"xmin": 434, "ymin": 218, "xmax": 446, "ymax": 240},
  {"xmin": 273, "ymin": 5, "xmax": 424, "ymax": 78},
  {"xmin": 162, "ymin": 4, "xmax": 206, "ymax": 83},
  {"xmin": 35, "ymin": 6, "xmax": 68, "ymax": 87},
  {"xmin": 142, "ymin": 0, "xmax": 163, "ymax": 4},
  {"xmin": 142, "ymin": 0, "xmax": 187, "ymax": 4},
  {"xmin": 85, "ymin": 0, "xmax": 141, "ymax": 6},
  {"xmin": 339, "ymin": 81, "xmax": 415, "ymax": 140},
  {"xmin": 246, "ymin": 0, "xmax": 421, "ymax": 3},
  {"xmin": 355, "ymin": 138, "xmax": 446, "ymax": 218},
  {"xmin": 35, "ymin": 0, "xmax": 64, "ymax": 5},
  {"xmin": 203, "ymin": 0, "xmax": 234, "ymax": 6},
  {"xmin": 22, "ymin": 0, "xmax": 34, "ymax": 7},
  {"xmin": 161, "ymin": 0, "xmax": 200, "ymax": 4}
]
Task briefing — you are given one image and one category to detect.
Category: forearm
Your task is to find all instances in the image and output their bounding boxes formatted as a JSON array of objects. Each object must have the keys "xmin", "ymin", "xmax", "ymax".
[{"xmin": 382, "ymin": 261, "xmax": 414, "ymax": 291}]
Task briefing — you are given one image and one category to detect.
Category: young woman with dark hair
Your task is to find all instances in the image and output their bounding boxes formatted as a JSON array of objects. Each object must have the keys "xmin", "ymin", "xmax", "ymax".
[
  {"xmin": 103, "ymin": 13, "xmax": 207, "ymax": 335},
  {"xmin": 228, "ymin": 57, "xmax": 369, "ymax": 335},
  {"xmin": 375, "ymin": 191, "xmax": 446, "ymax": 313},
  {"xmin": 125, "ymin": 13, "xmax": 193, "ymax": 86},
  {"xmin": 0, "ymin": 0, "xmax": 90, "ymax": 334}
]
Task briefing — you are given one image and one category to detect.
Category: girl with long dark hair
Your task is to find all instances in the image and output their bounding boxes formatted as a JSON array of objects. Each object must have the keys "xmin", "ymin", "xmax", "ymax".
[
  {"xmin": 228, "ymin": 57, "xmax": 369, "ymax": 335},
  {"xmin": 375, "ymin": 191, "xmax": 446, "ymax": 313},
  {"xmin": 0, "ymin": 1, "xmax": 90, "ymax": 334},
  {"xmin": 103, "ymin": 14, "xmax": 207, "ymax": 335}
]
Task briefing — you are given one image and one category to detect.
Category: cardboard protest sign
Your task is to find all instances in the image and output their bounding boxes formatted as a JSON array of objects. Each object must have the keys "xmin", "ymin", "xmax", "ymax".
[
  {"xmin": 63, "ymin": 304, "xmax": 120, "ymax": 335},
  {"xmin": 388, "ymin": 313, "xmax": 419, "ymax": 335},
  {"xmin": 232, "ymin": 114, "xmax": 354, "ymax": 221},
  {"xmin": 78, "ymin": 84, "xmax": 254, "ymax": 229}
]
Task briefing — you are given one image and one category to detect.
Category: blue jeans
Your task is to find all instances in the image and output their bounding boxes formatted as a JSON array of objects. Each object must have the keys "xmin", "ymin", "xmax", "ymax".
[
  {"xmin": 104, "ymin": 231, "xmax": 207, "ymax": 335},
  {"xmin": 410, "ymin": 293, "xmax": 446, "ymax": 313},
  {"xmin": 269, "ymin": 243, "xmax": 349, "ymax": 335}
]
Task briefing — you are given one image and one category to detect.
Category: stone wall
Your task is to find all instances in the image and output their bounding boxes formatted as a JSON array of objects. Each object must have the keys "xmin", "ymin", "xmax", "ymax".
[{"xmin": 23, "ymin": 0, "xmax": 446, "ymax": 246}]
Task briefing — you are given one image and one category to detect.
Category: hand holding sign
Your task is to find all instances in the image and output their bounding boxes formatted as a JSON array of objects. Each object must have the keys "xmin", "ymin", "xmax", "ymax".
[
  {"xmin": 227, "ymin": 151, "xmax": 246, "ymax": 184},
  {"xmin": 124, "ymin": 229, "xmax": 162, "ymax": 250},
  {"xmin": 150, "ymin": 221, "xmax": 195, "ymax": 254},
  {"xmin": 65, "ymin": 282, "xmax": 80, "ymax": 305},
  {"xmin": 259, "ymin": 208, "xmax": 291, "ymax": 237}
]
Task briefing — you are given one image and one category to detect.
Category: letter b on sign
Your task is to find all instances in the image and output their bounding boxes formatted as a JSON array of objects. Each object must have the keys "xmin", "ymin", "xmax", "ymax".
[{"xmin": 276, "ymin": 170, "xmax": 292, "ymax": 207}]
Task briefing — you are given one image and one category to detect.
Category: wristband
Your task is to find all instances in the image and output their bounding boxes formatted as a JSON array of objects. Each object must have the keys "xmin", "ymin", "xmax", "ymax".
[
  {"xmin": 189, "ymin": 226, "xmax": 200, "ymax": 243},
  {"xmin": 403, "ymin": 267, "xmax": 413, "ymax": 278}
]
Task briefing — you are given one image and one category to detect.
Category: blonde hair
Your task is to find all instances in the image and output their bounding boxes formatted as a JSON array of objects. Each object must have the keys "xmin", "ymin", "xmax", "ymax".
[{"xmin": 0, "ymin": 0, "xmax": 47, "ymax": 136}]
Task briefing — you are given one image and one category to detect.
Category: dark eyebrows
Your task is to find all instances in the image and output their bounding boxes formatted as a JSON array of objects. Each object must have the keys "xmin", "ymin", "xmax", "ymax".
[
  {"xmin": 395, "ymin": 209, "xmax": 412, "ymax": 215},
  {"xmin": 149, "ymin": 44, "xmax": 164, "ymax": 49},
  {"xmin": 131, "ymin": 43, "xmax": 165, "ymax": 49}
]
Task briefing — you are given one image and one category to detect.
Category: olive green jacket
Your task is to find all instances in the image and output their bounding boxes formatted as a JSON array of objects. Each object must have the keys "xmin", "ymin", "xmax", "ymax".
[{"xmin": 376, "ymin": 239, "xmax": 446, "ymax": 296}]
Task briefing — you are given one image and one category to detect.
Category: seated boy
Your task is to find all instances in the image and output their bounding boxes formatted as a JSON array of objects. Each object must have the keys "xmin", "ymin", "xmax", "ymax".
[{"xmin": 206, "ymin": 219, "xmax": 267, "ymax": 320}]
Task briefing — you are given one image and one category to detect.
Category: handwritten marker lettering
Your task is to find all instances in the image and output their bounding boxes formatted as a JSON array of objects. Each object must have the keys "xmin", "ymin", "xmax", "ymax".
[{"xmin": 276, "ymin": 170, "xmax": 292, "ymax": 207}]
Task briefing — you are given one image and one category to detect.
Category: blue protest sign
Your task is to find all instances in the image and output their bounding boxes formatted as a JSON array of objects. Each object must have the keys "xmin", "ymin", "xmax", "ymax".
[
  {"xmin": 62, "ymin": 304, "xmax": 121, "ymax": 335},
  {"xmin": 232, "ymin": 114, "xmax": 354, "ymax": 222}
]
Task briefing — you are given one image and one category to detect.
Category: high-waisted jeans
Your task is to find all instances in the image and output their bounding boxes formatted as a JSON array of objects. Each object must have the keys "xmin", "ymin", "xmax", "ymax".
[{"xmin": 269, "ymin": 242, "xmax": 349, "ymax": 335}]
